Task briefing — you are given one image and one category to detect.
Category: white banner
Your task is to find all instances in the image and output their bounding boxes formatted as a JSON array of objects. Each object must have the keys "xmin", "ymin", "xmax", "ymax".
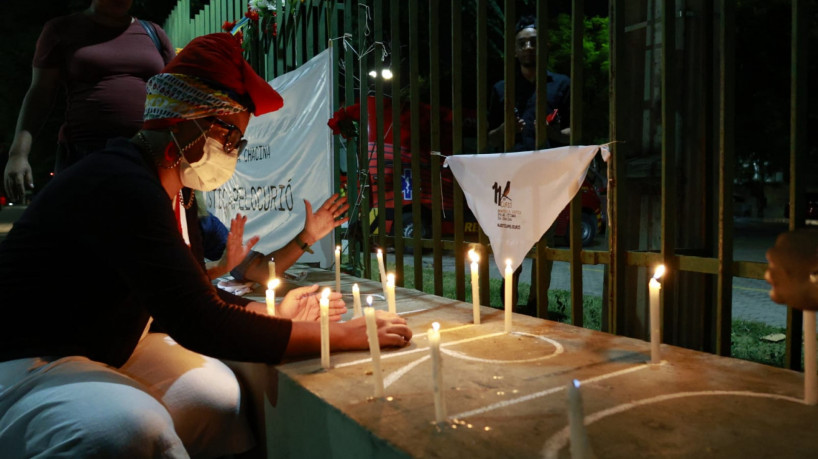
[
  {"xmin": 444, "ymin": 145, "xmax": 609, "ymax": 275},
  {"xmin": 204, "ymin": 49, "xmax": 334, "ymax": 268}
]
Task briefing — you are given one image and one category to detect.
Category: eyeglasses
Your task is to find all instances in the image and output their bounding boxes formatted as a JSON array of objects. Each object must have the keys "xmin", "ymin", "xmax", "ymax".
[{"xmin": 199, "ymin": 117, "xmax": 247, "ymax": 155}]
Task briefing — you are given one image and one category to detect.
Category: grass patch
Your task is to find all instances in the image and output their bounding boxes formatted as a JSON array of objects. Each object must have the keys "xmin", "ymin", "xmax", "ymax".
[{"xmin": 384, "ymin": 262, "xmax": 792, "ymax": 369}]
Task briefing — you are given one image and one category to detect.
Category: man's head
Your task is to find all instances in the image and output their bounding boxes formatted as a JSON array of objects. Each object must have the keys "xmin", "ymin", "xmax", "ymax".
[
  {"xmin": 765, "ymin": 229, "xmax": 818, "ymax": 310},
  {"xmin": 514, "ymin": 15, "xmax": 537, "ymax": 68},
  {"xmin": 141, "ymin": 33, "xmax": 283, "ymax": 191}
]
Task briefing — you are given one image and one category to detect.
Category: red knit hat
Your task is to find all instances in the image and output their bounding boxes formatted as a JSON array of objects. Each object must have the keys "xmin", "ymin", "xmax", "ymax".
[{"xmin": 163, "ymin": 33, "xmax": 283, "ymax": 116}]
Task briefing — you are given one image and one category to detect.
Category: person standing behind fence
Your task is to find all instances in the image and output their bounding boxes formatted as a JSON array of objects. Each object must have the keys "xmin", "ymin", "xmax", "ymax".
[
  {"xmin": 488, "ymin": 15, "xmax": 570, "ymax": 312},
  {"xmin": 3, "ymin": 0, "xmax": 174, "ymax": 203}
]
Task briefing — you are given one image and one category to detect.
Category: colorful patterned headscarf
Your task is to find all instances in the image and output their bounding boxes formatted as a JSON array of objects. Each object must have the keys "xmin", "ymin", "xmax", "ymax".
[
  {"xmin": 142, "ymin": 33, "xmax": 283, "ymax": 129},
  {"xmin": 143, "ymin": 73, "xmax": 247, "ymax": 128}
]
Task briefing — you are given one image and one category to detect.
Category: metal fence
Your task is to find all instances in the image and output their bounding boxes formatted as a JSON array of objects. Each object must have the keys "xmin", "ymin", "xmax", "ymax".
[{"xmin": 161, "ymin": 0, "xmax": 812, "ymax": 371}]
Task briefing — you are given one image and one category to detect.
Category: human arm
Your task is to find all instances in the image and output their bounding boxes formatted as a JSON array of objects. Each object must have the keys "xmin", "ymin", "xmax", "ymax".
[
  {"xmin": 244, "ymin": 284, "xmax": 348, "ymax": 321},
  {"xmin": 4, "ymin": 66, "xmax": 61, "ymax": 202},
  {"xmin": 284, "ymin": 310, "xmax": 412, "ymax": 356},
  {"xmin": 205, "ymin": 213, "xmax": 260, "ymax": 280},
  {"xmin": 237, "ymin": 194, "xmax": 349, "ymax": 283}
]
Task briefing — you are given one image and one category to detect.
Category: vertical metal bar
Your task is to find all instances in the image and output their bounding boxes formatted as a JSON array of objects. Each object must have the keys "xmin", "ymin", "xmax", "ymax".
[
  {"xmin": 358, "ymin": 0, "xmax": 372, "ymax": 279},
  {"xmin": 660, "ymin": 0, "xmax": 677, "ymax": 341},
  {"xmin": 374, "ymin": 0, "xmax": 387, "ymax": 261},
  {"xmin": 344, "ymin": 0, "xmax": 358, "ymax": 275},
  {"xmin": 452, "ymin": 0, "xmax": 466, "ymax": 302},
  {"xmin": 607, "ymin": 0, "xmax": 626, "ymax": 334},
  {"xmin": 409, "ymin": 0, "xmax": 423, "ymax": 290},
  {"xmin": 390, "ymin": 0, "xmax": 405, "ymax": 286},
  {"xmin": 476, "ymin": 0, "xmax": 490, "ymax": 303},
  {"xmin": 331, "ymin": 3, "xmax": 343, "ymax": 248},
  {"xmin": 533, "ymin": 2, "xmax": 552, "ymax": 320},
  {"xmin": 569, "ymin": 0, "xmax": 585, "ymax": 327},
  {"xmin": 716, "ymin": 0, "xmax": 735, "ymax": 357},
  {"xmin": 429, "ymin": 0, "xmax": 443, "ymax": 296},
  {"xmin": 785, "ymin": 0, "xmax": 807, "ymax": 370}
]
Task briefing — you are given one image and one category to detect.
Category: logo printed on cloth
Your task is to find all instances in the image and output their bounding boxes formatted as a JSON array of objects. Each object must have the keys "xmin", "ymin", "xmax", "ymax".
[{"xmin": 493, "ymin": 180, "xmax": 520, "ymax": 230}]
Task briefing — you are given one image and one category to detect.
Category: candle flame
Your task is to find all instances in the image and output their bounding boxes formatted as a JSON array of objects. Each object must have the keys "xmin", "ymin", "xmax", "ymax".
[
  {"xmin": 377, "ymin": 248, "xmax": 382, "ymax": 255},
  {"xmin": 468, "ymin": 249, "xmax": 479, "ymax": 263},
  {"xmin": 321, "ymin": 287, "xmax": 331, "ymax": 299},
  {"xmin": 572, "ymin": 379, "xmax": 581, "ymax": 388},
  {"xmin": 653, "ymin": 265, "xmax": 666, "ymax": 280},
  {"xmin": 352, "ymin": 283, "xmax": 359, "ymax": 292},
  {"xmin": 366, "ymin": 295, "xmax": 373, "ymax": 306},
  {"xmin": 335, "ymin": 245, "xmax": 341, "ymax": 252},
  {"xmin": 267, "ymin": 278, "xmax": 280, "ymax": 290},
  {"xmin": 432, "ymin": 322, "xmax": 440, "ymax": 332},
  {"xmin": 505, "ymin": 259, "xmax": 512, "ymax": 268}
]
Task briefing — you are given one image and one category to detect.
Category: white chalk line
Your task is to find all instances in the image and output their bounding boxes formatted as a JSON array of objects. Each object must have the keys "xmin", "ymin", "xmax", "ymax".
[
  {"xmin": 336, "ymin": 330, "xmax": 561, "ymax": 369},
  {"xmin": 540, "ymin": 390, "xmax": 807, "ymax": 459},
  {"xmin": 384, "ymin": 355, "xmax": 430, "ymax": 389},
  {"xmin": 450, "ymin": 363, "xmax": 650, "ymax": 420},
  {"xmin": 335, "ymin": 331, "xmax": 506, "ymax": 369}
]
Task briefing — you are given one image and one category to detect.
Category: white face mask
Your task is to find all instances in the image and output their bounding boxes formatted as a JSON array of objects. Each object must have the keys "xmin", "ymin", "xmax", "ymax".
[{"xmin": 173, "ymin": 121, "xmax": 239, "ymax": 191}]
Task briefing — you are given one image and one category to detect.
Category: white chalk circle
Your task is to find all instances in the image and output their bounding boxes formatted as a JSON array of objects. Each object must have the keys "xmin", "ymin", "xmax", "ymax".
[
  {"xmin": 441, "ymin": 331, "xmax": 564, "ymax": 364},
  {"xmin": 541, "ymin": 390, "xmax": 807, "ymax": 459}
]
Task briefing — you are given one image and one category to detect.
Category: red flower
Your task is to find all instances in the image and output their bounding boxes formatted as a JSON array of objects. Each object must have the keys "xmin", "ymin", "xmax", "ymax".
[
  {"xmin": 222, "ymin": 20, "xmax": 236, "ymax": 32},
  {"xmin": 245, "ymin": 9, "xmax": 260, "ymax": 21},
  {"xmin": 328, "ymin": 106, "xmax": 359, "ymax": 139}
]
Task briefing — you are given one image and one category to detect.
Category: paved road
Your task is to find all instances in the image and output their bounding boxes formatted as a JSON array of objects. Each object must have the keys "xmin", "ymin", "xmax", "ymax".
[{"xmin": 0, "ymin": 205, "xmax": 794, "ymax": 327}]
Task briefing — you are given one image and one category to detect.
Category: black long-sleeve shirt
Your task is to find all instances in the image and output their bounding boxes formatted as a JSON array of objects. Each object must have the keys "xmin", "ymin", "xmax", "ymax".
[{"xmin": 0, "ymin": 138, "xmax": 291, "ymax": 367}]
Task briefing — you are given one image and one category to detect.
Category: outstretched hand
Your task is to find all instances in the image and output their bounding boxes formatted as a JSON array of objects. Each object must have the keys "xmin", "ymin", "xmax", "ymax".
[
  {"xmin": 302, "ymin": 194, "xmax": 349, "ymax": 244},
  {"xmin": 222, "ymin": 213, "xmax": 260, "ymax": 273},
  {"xmin": 278, "ymin": 284, "xmax": 348, "ymax": 321}
]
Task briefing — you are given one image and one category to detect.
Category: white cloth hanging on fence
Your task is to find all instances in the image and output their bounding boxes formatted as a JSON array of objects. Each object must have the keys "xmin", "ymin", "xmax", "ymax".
[{"xmin": 444, "ymin": 145, "xmax": 609, "ymax": 275}]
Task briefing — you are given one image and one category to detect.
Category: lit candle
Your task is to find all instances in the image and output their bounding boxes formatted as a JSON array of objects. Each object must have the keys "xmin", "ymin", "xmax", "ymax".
[
  {"xmin": 804, "ymin": 310, "xmax": 817, "ymax": 405},
  {"xmin": 469, "ymin": 249, "xmax": 480, "ymax": 325},
  {"xmin": 377, "ymin": 248, "xmax": 388, "ymax": 298},
  {"xmin": 504, "ymin": 259, "xmax": 513, "ymax": 333},
  {"xmin": 265, "ymin": 278, "xmax": 280, "ymax": 316},
  {"xmin": 428, "ymin": 322, "xmax": 446, "ymax": 423},
  {"xmin": 267, "ymin": 258, "xmax": 276, "ymax": 281},
  {"xmin": 364, "ymin": 299, "xmax": 384, "ymax": 397},
  {"xmin": 386, "ymin": 273, "xmax": 396, "ymax": 314},
  {"xmin": 649, "ymin": 265, "xmax": 665, "ymax": 364},
  {"xmin": 335, "ymin": 246, "xmax": 342, "ymax": 294},
  {"xmin": 352, "ymin": 283, "xmax": 362, "ymax": 318},
  {"xmin": 320, "ymin": 288, "xmax": 331, "ymax": 369},
  {"xmin": 567, "ymin": 379, "xmax": 593, "ymax": 458}
]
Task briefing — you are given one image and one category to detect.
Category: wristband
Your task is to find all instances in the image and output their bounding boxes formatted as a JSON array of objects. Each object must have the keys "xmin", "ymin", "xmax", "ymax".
[{"xmin": 296, "ymin": 235, "xmax": 314, "ymax": 254}]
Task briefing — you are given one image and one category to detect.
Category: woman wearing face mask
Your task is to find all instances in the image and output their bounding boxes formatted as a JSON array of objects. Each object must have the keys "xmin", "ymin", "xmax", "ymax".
[{"xmin": 0, "ymin": 33, "xmax": 412, "ymax": 458}]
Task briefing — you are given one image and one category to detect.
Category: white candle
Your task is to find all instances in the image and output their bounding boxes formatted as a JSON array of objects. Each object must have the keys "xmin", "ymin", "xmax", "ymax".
[
  {"xmin": 352, "ymin": 283, "xmax": 362, "ymax": 318},
  {"xmin": 267, "ymin": 258, "xmax": 276, "ymax": 281},
  {"xmin": 504, "ymin": 259, "xmax": 513, "ymax": 333},
  {"xmin": 428, "ymin": 322, "xmax": 446, "ymax": 423},
  {"xmin": 364, "ymin": 303, "xmax": 384, "ymax": 397},
  {"xmin": 386, "ymin": 273, "xmax": 396, "ymax": 314},
  {"xmin": 377, "ymin": 248, "xmax": 388, "ymax": 298},
  {"xmin": 469, "ymin": 249, "xmax": 480, "ymax": 325},
  {"xmin": 265, "ymin": 278, "xmax": 280, "ymax": 316},
  {"xmin": 804, "ymin": 310, "xmax": 817, "ymax": 405},
  {"xmin": 567, "ymin": 379, "xmax": 592, "ymax": 458},
  {"xmin": 335, "ymin": 246, "xmax": 342, "ymax": 294},
  {"xmin": 320, "ymin": 288, "xmax": 331, "ymax": 369},
  {"xmin": 649, "ymin": 265, "xmax": 665, "ymax": 364}
]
